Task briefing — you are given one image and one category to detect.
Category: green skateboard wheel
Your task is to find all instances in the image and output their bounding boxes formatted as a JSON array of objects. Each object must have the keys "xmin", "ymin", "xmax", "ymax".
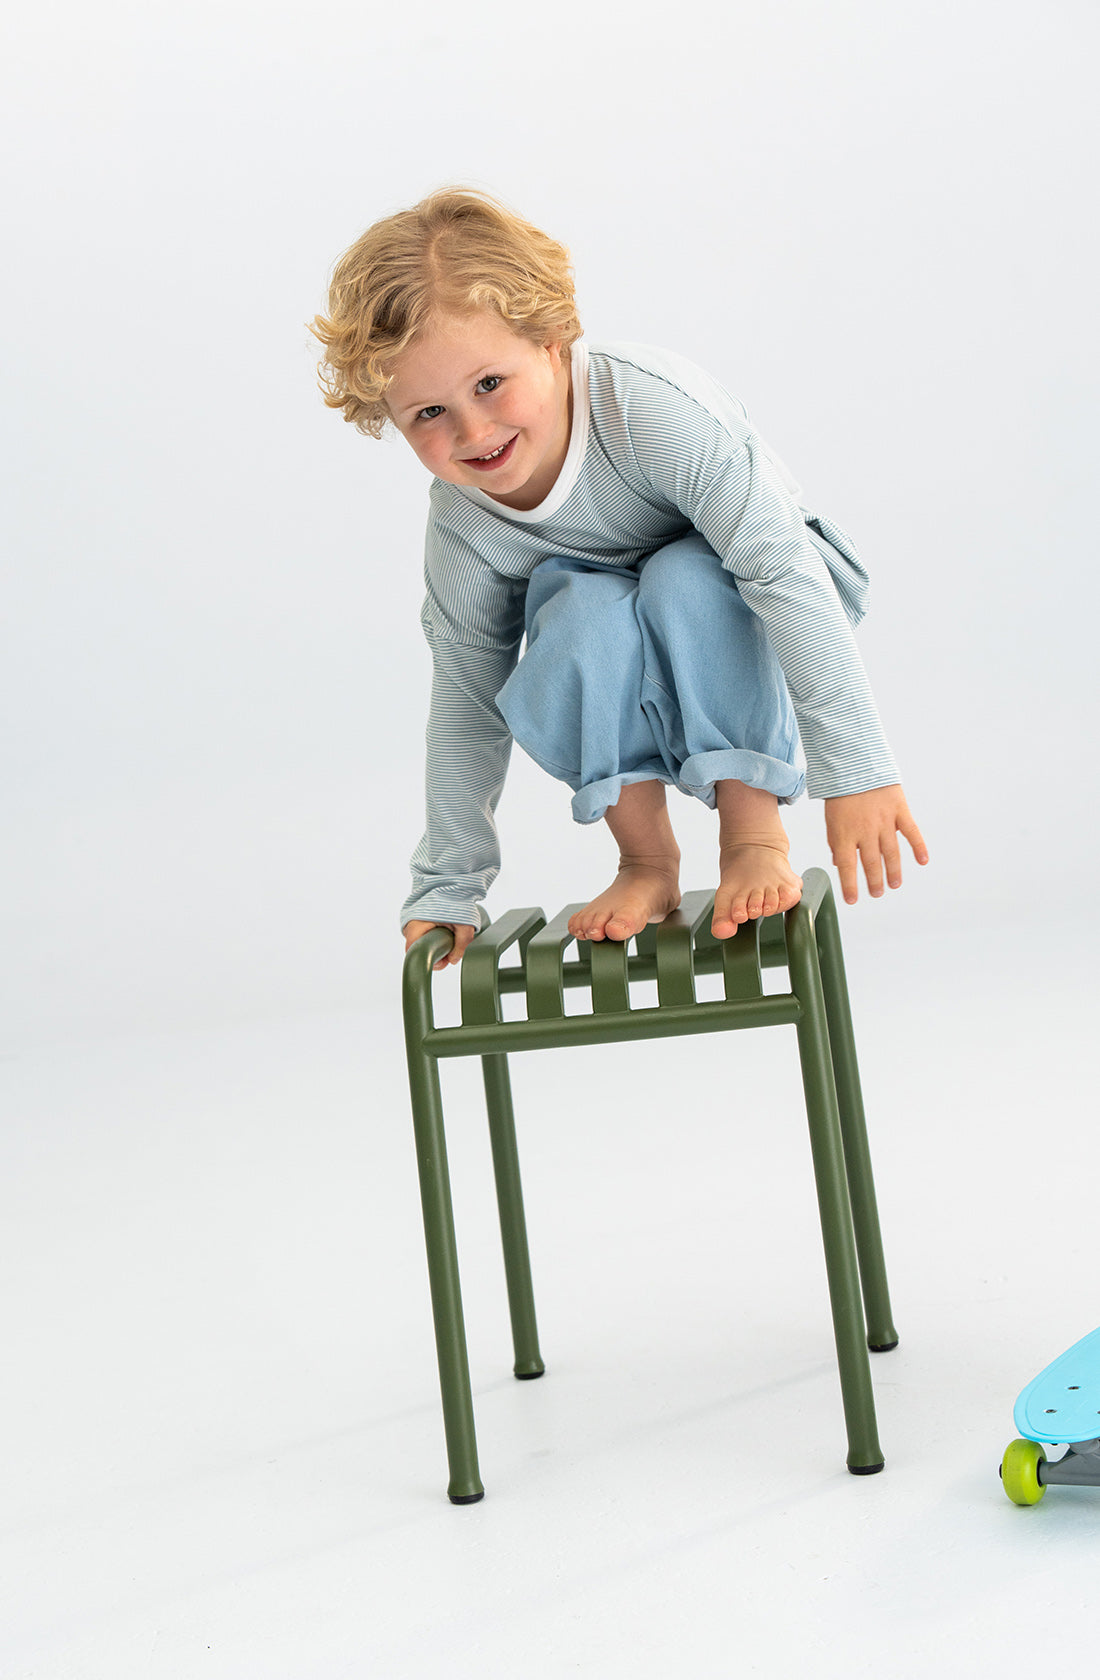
[{"xmin": 1001, "ymin": 1437, "xmax": 1046, "ymax": 1505}]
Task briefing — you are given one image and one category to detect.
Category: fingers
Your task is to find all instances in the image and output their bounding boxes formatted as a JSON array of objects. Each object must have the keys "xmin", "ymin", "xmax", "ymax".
[
  {"xmin": 832, "ymin": 841, "xmax": 860, "ymax": 905},
  {"xmin": 899, "ymin": 811, "xmax": 930, "ymax": 867},
  {"xmin": 402, "ymin": 921, "xmax": 478, "ymax": 969},
  {"xmin": 834, "ymin": 838, "xmax": 889, "ymax": 903},
  {"xmin": 839, "ymin": 825, "xmax": 926, "ymax": 901},
  {"xmin": 872, "ymin": 811, "xmax": 929, "ymax": 892},
  {"xmin": 884, "ymin": 829, "xmax": 908, "ymax": 888},
  {"xmin": 850, "ymin": 828, "xmax": 901, "ymax": 899},
  {"xmin": 446, "ymin": 925, "xmax": 478, "ymax": 966}
]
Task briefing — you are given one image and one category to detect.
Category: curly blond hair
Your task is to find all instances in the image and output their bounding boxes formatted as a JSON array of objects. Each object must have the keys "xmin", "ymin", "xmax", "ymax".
[{"xmin": 311, "ymin": 188, "xmax": 582, "ymax": 438}]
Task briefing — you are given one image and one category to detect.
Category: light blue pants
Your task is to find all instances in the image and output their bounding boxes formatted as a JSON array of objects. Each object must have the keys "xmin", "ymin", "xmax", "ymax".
[{"xmin": 496, "ymin": 533, "xmax": 805, "ymax": 825}]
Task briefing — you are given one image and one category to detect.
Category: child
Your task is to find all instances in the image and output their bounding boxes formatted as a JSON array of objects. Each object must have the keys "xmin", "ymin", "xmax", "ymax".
[{"xmin": 312, "ymin": 189, "xmax": 927, "ymax": 967}]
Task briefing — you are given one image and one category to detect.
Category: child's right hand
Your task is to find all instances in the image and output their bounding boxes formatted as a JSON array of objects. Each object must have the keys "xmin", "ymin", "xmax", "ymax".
[{"xmin": 403, "ymin": 920, "xmax": 479, "ymax": 969}]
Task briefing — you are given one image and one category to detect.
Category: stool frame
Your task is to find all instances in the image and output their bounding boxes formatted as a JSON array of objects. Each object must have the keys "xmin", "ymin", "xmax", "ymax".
[{"xmin": 401, "ymin": 868, "xmax": 898, "ymax": 1503}]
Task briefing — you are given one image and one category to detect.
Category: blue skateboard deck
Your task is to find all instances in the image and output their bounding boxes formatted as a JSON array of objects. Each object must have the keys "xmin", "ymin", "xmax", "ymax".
[{"xmin": 1014, "ymin": 1325, "xmax": 1100, "ymax": 1446}]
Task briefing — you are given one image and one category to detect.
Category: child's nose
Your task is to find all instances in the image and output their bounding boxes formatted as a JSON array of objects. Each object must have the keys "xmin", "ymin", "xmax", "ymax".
[{"xmin": 455, "ymin": 410, "xmax": 493, "ymax": 454}]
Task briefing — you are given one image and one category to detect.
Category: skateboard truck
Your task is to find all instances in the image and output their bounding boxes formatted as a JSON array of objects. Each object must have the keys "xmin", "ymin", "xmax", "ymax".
[{"xmin": 1036, "ymin": 1438, "xmax": 1100, "ymax": 1487}]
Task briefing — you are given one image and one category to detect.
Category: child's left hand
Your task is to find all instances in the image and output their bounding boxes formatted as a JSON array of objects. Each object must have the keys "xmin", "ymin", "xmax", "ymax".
[{"xmin": 824, "ymin": 784, "xmax": 928, "ymax": 905}]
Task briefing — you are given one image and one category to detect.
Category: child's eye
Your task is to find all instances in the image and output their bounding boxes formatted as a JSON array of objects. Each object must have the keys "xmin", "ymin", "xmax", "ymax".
[
  {"xmin": 416, "ymin": 405, "xmax": 445, "ymax": 422},
  {"xmin": 476, "ymin": 375, "xmax": 503, "ymax": 394}
]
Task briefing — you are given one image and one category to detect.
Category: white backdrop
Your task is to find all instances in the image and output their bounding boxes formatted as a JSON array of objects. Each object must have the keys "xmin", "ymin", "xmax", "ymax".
[{"xmin": 3, "ymin": 0, "xmax": 1097, "ymax": 1045}]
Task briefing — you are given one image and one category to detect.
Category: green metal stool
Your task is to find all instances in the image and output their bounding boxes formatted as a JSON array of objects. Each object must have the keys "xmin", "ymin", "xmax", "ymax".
[{"xmin": 402, "ymin": 868, "xmax": 898, "ymax": 1503}]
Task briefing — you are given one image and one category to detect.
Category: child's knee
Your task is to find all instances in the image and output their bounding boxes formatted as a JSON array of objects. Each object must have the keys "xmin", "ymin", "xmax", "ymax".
[
  {"xmin": 637, "ymin": 534, "xmax": 741, "ymax": 631},
  {"xmin": 528, "ymin": 566, "xmax": 636, "ymax": 660}
]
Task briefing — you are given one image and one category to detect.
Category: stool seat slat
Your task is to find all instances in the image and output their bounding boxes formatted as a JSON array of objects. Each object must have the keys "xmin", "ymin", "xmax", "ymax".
[
  {"xmin": 461, "ymin": 907, "xmax": 546, "ymax": 1026},
  {"xmin": 525, "ymin": 905, "xmax": 585, "ymax": 1020},
  {"xmin": 654, "ymin": 890, "xmax": 715, "ymax": 1007},
  {"xmin": 589, "ymin": 937, "xmax": 631, "ymax": 1013}
]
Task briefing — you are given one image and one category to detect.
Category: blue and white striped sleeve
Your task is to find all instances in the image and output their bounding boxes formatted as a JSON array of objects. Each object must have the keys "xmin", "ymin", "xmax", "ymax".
[
  {"xmin": 614, "ymin": 374, "xmax": 900, "ymax": 798},
  {"xmin": 400, "ymin": 524, "xmax": 526, "ymax": 931}
]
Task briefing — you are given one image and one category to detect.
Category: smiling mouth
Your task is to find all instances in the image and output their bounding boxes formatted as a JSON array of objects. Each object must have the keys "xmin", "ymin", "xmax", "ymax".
[{"xmin": 463, "ymin": 435, "xmax": 518, "ymax": 471}]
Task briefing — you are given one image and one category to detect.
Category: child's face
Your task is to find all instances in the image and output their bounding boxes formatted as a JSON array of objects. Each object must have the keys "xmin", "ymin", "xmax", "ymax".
[{"xmin": 386, "ymin": 312, "xmax": 572, "ymax": 511}]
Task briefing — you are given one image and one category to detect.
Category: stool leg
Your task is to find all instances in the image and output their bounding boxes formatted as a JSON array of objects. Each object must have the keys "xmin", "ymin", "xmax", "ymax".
[
  {"xmin": 814, "ymin": 887, "xmax": 898, "ymax": 1352},
  {"xmin": 483, "ymin": 1054, "xmax": 545, "ymax": 1379},
  {"xmin": 787, "ymin": 910, "xmax": 885, "ymax": 1474},
  {"xmin": 403, "ymin": 959, "xmax": 484, "ymax": 1504}
]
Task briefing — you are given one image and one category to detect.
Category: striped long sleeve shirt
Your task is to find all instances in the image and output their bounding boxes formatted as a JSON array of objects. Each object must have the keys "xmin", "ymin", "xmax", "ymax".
[{"xmin": 401, "ymin": 341, "xmax": 899, "ymax": 931}]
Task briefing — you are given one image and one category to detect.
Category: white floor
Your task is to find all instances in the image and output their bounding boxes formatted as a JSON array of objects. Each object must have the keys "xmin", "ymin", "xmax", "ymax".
[{"xmin": 3, "ymin": 918, "xmax": 1096, "ymax": 1678}]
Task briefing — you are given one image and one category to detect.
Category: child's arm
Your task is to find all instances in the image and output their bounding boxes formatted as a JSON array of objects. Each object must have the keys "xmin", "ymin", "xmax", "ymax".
[
  {"xmin": 825, "ymin": 785, "xmax": 928, "ymax": 903},
  {"xmin": 608, "ymin": 357, "xmax": 922, "ymax": 864},
  {"xmin": 400, "ymin": 525, "xmax": 527, "ymax": 942},
  {"xmin": 400, "ymin": 651, "xmax": 515, "ymax": 931}
]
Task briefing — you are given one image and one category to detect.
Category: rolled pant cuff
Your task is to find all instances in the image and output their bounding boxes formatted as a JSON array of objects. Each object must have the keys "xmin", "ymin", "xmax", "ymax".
[
  {"xmin": 570, "ymin": 768, "xmax": 677, "ymax": 825},
  {"xmin": 678, "ymin": 747, "xmax": 805, "ymax": 808},
  {"xmin": 570, "ymin": 750, "xmax": 804, "ymax": 826}
]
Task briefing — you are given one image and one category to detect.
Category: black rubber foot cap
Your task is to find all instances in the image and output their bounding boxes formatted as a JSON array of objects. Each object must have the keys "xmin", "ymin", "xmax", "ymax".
[
  {"xmin": 848, "ymin": 1461, "xmax": 885, "ymax": 1476},
  {"xmin": 449, "ymin": 1490, "xmax": 485, "ymax": 1504},
  {"xmin": 515, "ymin": 1368, "xmax": 545, "ymax": 1381},
  {"xmin": 869, "ymin": 1340, "xmax": 899, "ymax": 1353}
]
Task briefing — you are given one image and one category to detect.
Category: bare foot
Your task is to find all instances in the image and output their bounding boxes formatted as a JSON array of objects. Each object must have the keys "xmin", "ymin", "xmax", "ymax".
[
  {"xmin": 712, "ymin": 780, "xmax": 803, "ymax": 938},
  {"xmin": 568, "ymin": 861, "xmax": 681, "ymax": 943},
  {"xmin": 571, "ymin": 778, "xmax": 682, "ymax": 943},
  {"xmin": 711, "ymin": 843, "xmax": 803, "ymax": 937}
]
